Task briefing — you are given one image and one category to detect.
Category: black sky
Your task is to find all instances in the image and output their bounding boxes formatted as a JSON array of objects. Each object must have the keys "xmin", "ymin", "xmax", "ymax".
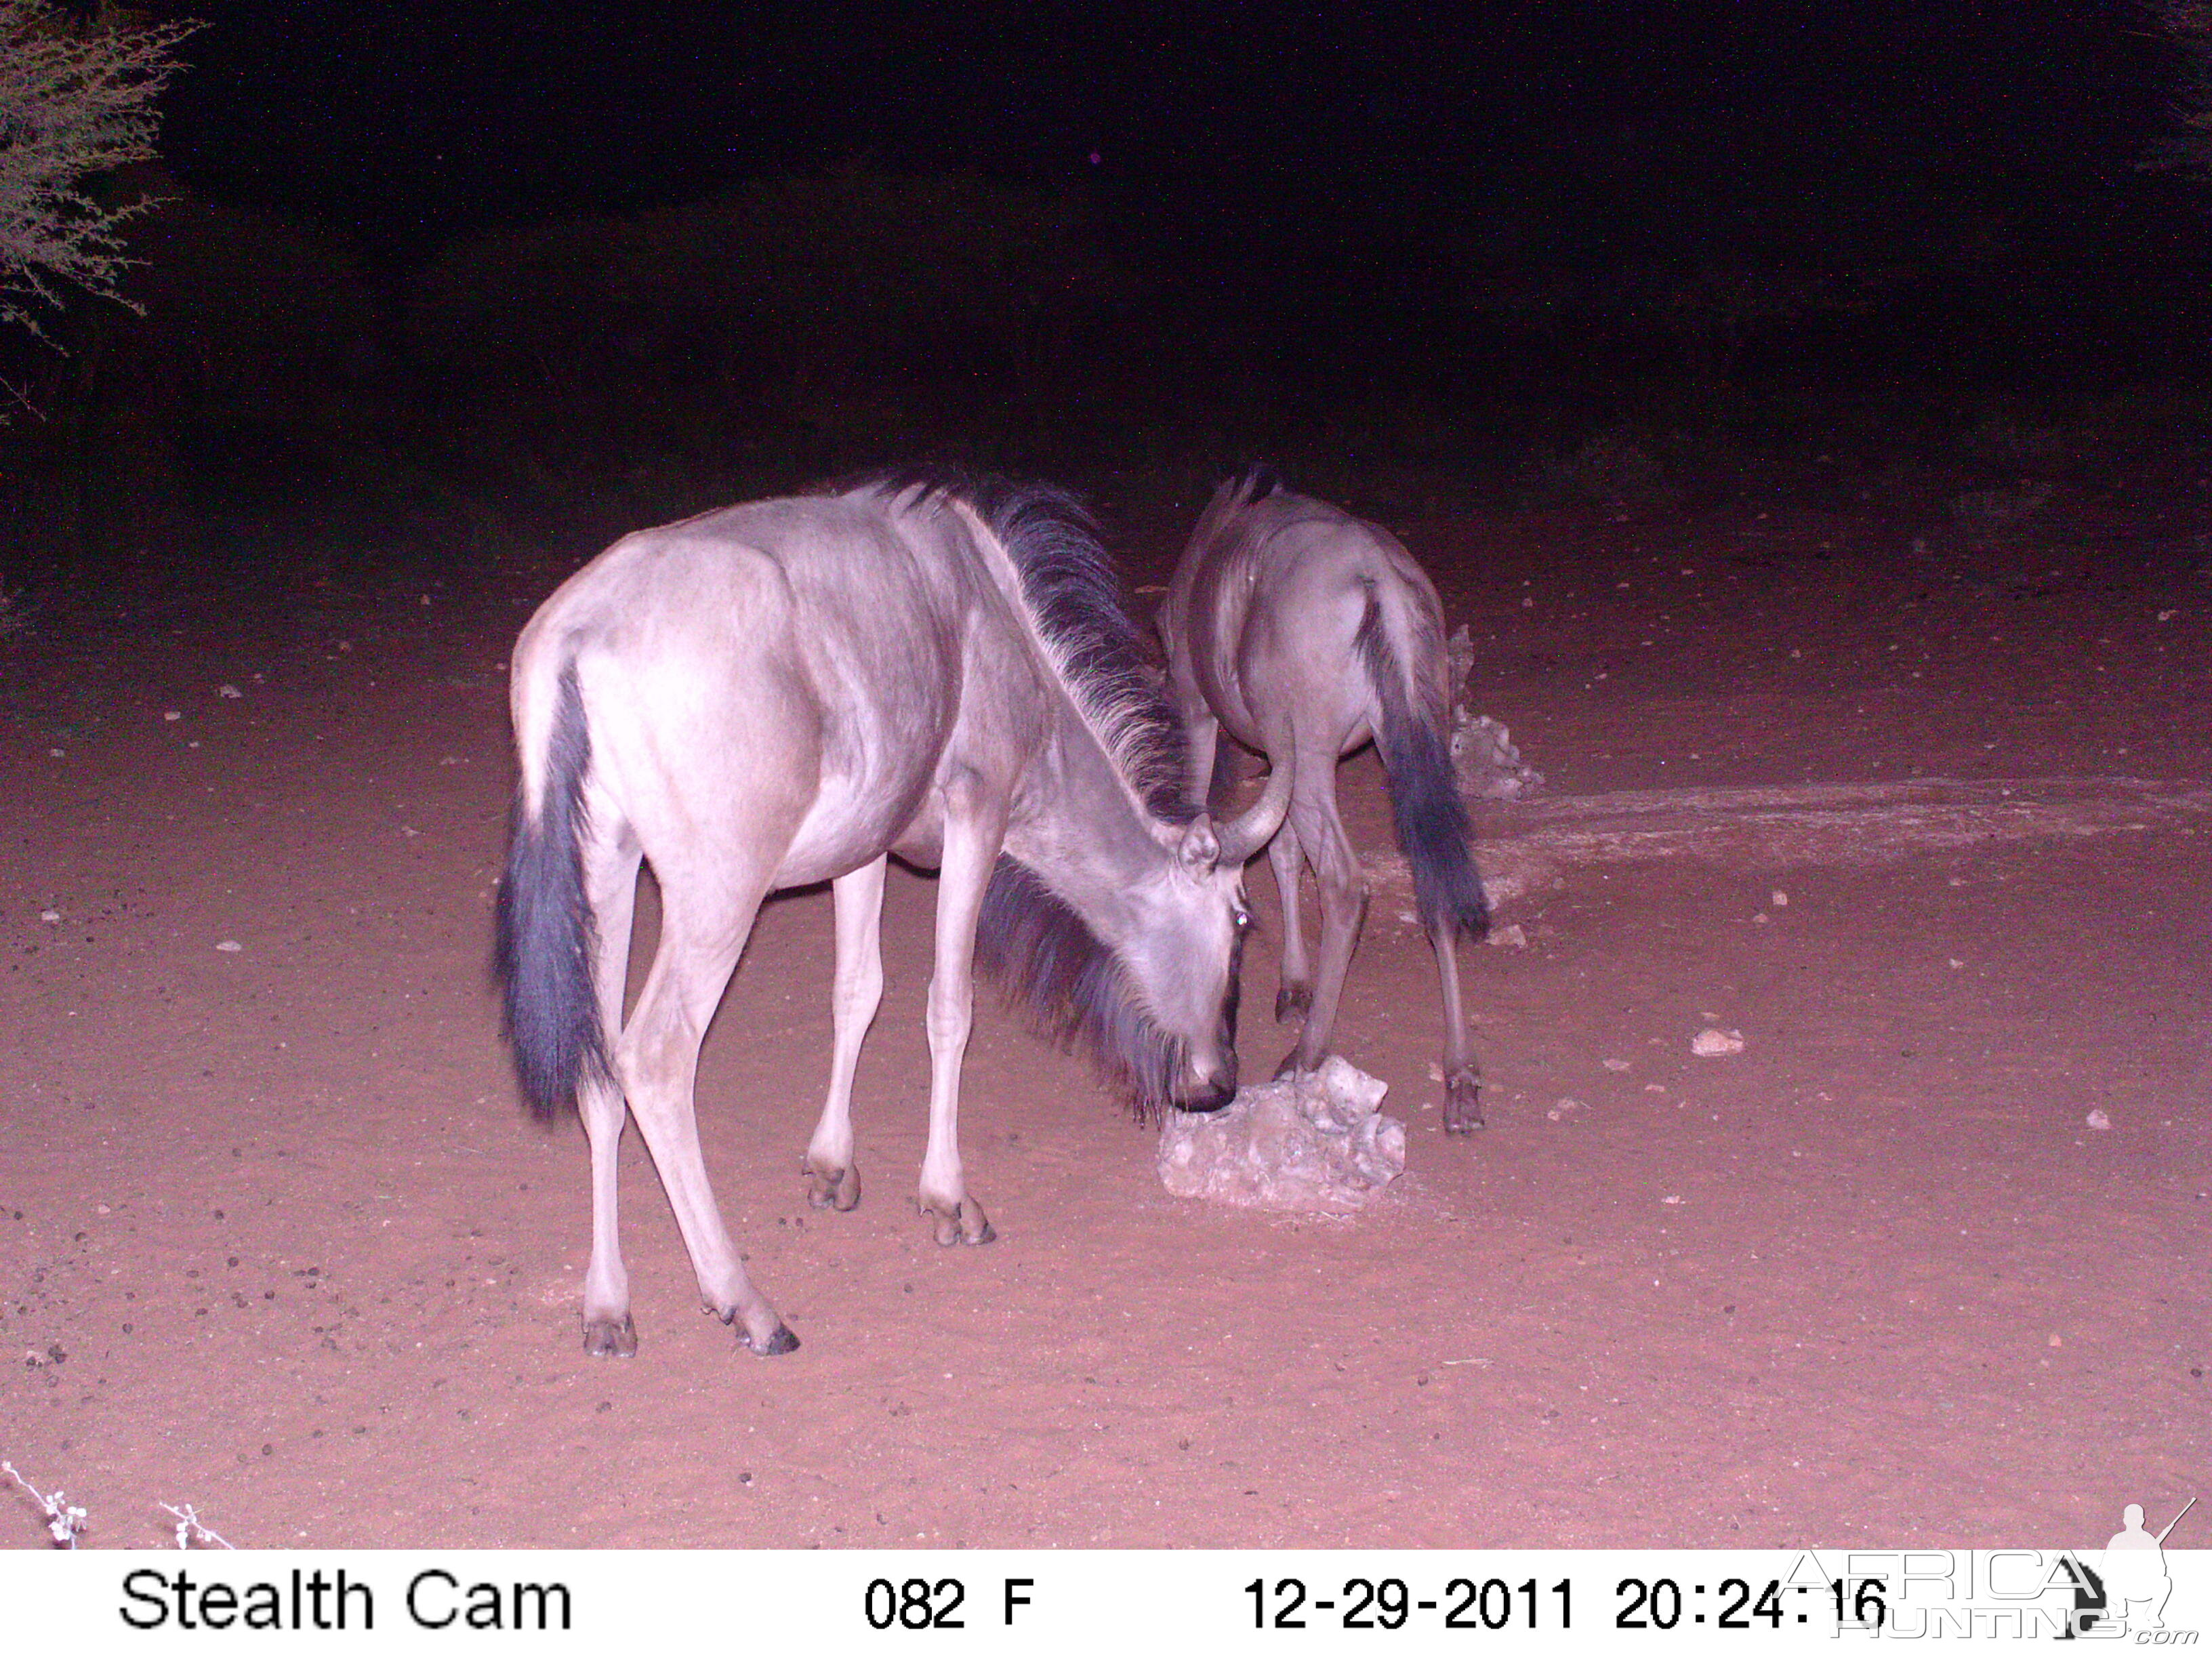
[{"xmin": 155, "ymin": 0, "xmax": 2201, "ymax": 279}]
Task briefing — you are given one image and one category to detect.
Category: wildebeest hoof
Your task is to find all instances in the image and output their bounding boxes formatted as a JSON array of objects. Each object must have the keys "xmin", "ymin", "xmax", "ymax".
[
  {"xmin": 1443, "ymin": 1070, "xmax": 1485, "ymax": 1134},
  {"xmin": 926, "ymin": 1197, "xmax": 995, "ymax": 1247},
  {"xmin": 805, "ymin": 1160, "xmax": 861, "ymax": 1211},
  {"xmin": 582, "ymin": 1313, "xmax": 638, "ymax": 1358},
  {"xmin": 745, "ymin": 1322, "xmax": 801, "ymax": 1356},
  {"xmin": 1273, "ymin": 1048, "xmax": 1324, "ymax": 1081},
  {"xmin": 1275, "ymin": 983, "xmax": 1312, "ymax": 1023}
]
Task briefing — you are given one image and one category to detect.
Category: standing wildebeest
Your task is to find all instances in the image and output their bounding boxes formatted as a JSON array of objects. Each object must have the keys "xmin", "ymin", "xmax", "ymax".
[
  {"xmin": 1158, "ymin": 468, "xmax": 1490, "ymax": 1133},
  {"xmin": 497, "ymin": 472, "xmax": 1277, "ymax": 1357}
]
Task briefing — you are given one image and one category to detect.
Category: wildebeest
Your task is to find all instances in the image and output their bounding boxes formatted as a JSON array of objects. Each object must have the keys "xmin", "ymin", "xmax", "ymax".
[
  {"xmin": 495, "ymin": 472, "xmax": 1279, "ymax": 1357},
  {"xmin": 1158, "ymin": 468, "xmax": 1491, "ymax": 1132}
]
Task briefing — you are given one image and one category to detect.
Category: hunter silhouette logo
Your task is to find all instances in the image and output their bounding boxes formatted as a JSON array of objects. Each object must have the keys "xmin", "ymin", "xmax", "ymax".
[
  {"xmin": 2095, "ymin": 1496, "xmax": 2194, "ymax": 1635},
  {"xmin": 2062, "ymin": 1496, "xmax": 2196, "ymax": 1639}
]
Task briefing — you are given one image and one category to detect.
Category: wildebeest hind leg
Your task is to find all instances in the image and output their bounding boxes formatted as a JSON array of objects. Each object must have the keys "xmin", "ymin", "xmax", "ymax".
[
  {"xmin": 1429, "ymin": 920, "xmax": 1483, "ymax": 1132},
  {"xmin": 804, "ymin": 855, "xmax": 886, "ymax": 1211},
  {"xmin": 616, "ymin": 859, "xmax": 798, "ymax": 1355},
  {"xmin": 579, "ymin": 825, "xmax": 642, "ymax": 1356}
]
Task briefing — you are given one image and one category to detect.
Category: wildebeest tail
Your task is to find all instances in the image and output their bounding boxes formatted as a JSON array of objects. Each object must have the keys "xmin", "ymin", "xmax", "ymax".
[
  {"xmin": 494, "ymin": 663, "xmax": 608, "ymax": 1123},
  {"xmin": 1355, "ymin": 590, "xmax": 1490, "ymax": 939}
]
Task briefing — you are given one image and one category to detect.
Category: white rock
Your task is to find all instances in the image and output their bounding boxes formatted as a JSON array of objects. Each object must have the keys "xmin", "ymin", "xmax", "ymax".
[
  {"xmin": 163, "ymin": 710, "xmax": 180, "ymax": 722},
  {"xmin": 1691, "ymin": 1027, "xmax": 1744, "ymax": 1057},
  {"xmin": 39, "ymin": 909, "xmax": 60, "ymax": 924},
  {"xmin": 216, "ymin": 940, "xmax": 243, "ymax": 953},
  {"xmin": 2085, "ymin": 1109, "xmax": 2111, "ymax": 1131},
  {"xmin": 1158, "ymin": 1056, "xmax": 1406, "ymax": 1213},
  {"xmin": 218, "ymin": 684, "xmax": 241, "ymax": 699},
  {"xmin": 1450, "ymin": 712, "xmax": 1544, "ymax": 800},
  {"xmin": 1486, "ymin": 922, "xmax": 1528, "ymax": 949}
]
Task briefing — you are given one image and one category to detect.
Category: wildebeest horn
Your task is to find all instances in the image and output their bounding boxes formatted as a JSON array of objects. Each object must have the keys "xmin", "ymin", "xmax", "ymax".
[{"xmin": 1214, "ymin": 762, "xmax": 1294, "ymax": 865}]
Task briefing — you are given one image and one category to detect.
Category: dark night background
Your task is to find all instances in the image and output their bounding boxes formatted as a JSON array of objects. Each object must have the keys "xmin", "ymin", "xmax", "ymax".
[
  {"xmin": 7, "ymin": 5, "xmax": 2212, "ymax": 1552},
  {"xmin": 5, "ymin": 0, "xmax": 2209, "ymax": 572}
]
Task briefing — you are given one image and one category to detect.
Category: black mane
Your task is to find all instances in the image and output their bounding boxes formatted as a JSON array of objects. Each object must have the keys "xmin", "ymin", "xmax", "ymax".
[
  {"xmin": 972, "ymin": 856, "xmax": 1187, "ymax": 1118},
  {"xmin": 842, "ymin": 465, "xmax": 1193, "ymax": 821}
]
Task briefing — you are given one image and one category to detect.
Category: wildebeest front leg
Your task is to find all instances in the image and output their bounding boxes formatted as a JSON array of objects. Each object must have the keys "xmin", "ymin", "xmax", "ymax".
[
  {"xmin": 918, "ymin": 776, "xmax": 1001, "ymax": 1246},
  {"xmin": 1267, "ymin": 814, "xmax": 1312, "ymax": 1024},
  {"xmin": 1429, "ymin": 920, "xmax": 1483, "ymax": 1132},
  {"xmin": 1281, "ymin": 775, "xmax": 1366, "ymax": 1077},
  {"xmin": 804, "ymin": 855, "xmax": 886, "ymax": 1210},
  {"xmin": 1185, "ymin": 712, "xmax": 1221, "ymax": 814}
]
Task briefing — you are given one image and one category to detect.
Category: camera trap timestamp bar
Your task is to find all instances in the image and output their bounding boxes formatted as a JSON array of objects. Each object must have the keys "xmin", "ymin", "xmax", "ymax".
[{"xmin": 8, "ymin": 1547, "xmax": 2207, "ymax": 1652}]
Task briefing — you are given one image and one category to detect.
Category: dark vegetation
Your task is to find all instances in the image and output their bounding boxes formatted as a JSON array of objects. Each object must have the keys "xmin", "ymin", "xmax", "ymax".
[{"xmin": 2, "ymin": 3, "xmax": 2209, "ymax": 596}]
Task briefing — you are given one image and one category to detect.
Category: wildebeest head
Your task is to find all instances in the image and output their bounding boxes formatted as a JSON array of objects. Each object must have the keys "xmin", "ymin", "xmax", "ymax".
[
  {"xmin": 1128, "ymin": 764, "xmax": 1294, "ymax": 1109},
  {"xmin": 977, "ymin": 801, "xmax": 1279, "ymax": 1120},
  {"xmin": 1115, "ymin": 811, "xmax": 1259, "ymax": 1111}
]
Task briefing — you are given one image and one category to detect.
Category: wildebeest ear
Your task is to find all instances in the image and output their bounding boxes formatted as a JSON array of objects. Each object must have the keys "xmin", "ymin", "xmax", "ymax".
[{"xmin": 1178, "ymin": 814, "xmax": 1221, "ymax": 874}]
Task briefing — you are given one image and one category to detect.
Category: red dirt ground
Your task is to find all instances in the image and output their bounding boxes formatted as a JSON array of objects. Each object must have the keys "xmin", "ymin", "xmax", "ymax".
[{"xmin": 3, "ymin": 481, "xmax": 2206, "ymax": 1549}]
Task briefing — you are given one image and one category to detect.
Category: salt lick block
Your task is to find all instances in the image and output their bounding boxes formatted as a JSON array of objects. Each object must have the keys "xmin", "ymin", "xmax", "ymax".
[{"xmin": 1157, "ymin": 1055, "xmax": 1407, "ymax": 1212}]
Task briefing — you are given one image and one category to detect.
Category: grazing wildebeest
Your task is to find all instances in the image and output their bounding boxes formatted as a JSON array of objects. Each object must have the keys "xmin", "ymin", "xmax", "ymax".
[
  {"xmin": 496, "ymin": 472, "xmax": 1277, "ymax": 1357},
  {"xmin": 1158, "ymin": 468, "xmax": 1491, "ymax": 1132}
]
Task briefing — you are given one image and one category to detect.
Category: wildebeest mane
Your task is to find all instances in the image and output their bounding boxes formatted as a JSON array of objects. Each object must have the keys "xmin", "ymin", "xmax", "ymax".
[
  {"xmin": 972, "ymin": 855, "xmax": 1189, "ymax": 1118},
  {"xmin": 842, "ymin": 465, "xmax": 1193, "ymax": 821}
]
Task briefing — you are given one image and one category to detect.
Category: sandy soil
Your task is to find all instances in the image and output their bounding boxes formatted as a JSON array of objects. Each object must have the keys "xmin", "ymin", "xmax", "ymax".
[{"xmin": 3, "ymin": 480, "xmax": 2206, "ymax": 1549}]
